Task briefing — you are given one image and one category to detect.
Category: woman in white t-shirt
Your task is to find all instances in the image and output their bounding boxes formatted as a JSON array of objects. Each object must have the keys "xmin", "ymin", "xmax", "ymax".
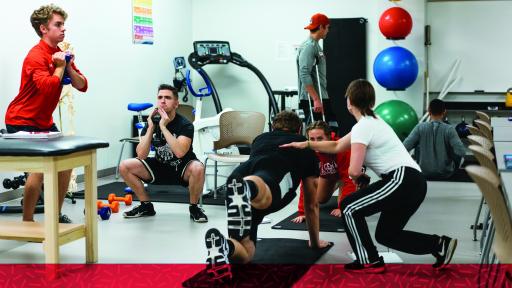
[{"xmin": 281, "ymin": 79, "xmax": 457, "ymax": 273}]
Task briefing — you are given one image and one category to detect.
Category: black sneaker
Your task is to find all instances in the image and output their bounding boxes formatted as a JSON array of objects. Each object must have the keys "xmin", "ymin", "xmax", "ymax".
[
  {"xmin": 190, "ymin": 205, "xmax": 208, "ymax": 223},
  {"xmin": 226, "ymin": 176, "xmax": 252, "ymax": 241},
  {"xmin": 123, "ymin": 202, "xmax": 156, "ymax": 218},
  {"xmin": 59, "ymin": 214, "xmax": 72, "ymax": 224},
  {"xmin": 433, "ymin": 236, "xmax": 457, "ymax": 270},
  {"xmin": 205, "ymin": 228, "xmax": 232, "ymax": 282},
  {"xmin": 344, "ymin": 256, "xmax": 386, "ymax": 273}
]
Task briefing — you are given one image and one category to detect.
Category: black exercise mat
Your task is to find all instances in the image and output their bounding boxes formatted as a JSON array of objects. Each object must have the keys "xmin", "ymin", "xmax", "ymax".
[
  {"xmin": 182, "ymin": 238, "xmax": 332, "ymax": 288},
  {"xmin": 252, "ymin": 238, "xmax": 333, "ymax": 264},
  {"xmin": 272, "ymin": 197, "xmax": 345, "ymax": 232},
  {"xmin": 73, "ymin": 181, "xmax": 225, "ymax": 205}
]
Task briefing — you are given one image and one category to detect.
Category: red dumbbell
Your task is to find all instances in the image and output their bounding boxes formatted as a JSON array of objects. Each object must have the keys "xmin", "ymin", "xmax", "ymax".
[
  {"xmin": 97, "ymin": 200, "xmax": 119, "ymax": 213},
  {"xmin": 108, "ymin": 193, "xmax": 132, "ymax": 206}
]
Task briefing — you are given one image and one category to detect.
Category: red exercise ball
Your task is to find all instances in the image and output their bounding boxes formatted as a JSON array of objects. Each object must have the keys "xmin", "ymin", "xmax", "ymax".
[{"xmin": 379, "ymin": 7, "xmax": 412, "ymax": 40}]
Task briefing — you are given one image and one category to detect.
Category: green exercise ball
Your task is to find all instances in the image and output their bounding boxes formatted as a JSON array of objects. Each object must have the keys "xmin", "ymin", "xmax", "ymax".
[{"xmin": 374, "ymin": 100, "xmax": 418, "ymax": 141}]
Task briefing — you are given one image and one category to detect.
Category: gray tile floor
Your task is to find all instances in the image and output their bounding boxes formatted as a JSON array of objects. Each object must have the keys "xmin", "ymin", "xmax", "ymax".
[{"xmin": 0, "ymin": 175, "xmax": 483, "ymax": 264}]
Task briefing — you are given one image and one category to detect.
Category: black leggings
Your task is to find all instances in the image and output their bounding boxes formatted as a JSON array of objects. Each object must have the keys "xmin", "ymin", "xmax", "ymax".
[{"xmin": 341, "ymin": 166, "xmax": 440, "ymax": 264}]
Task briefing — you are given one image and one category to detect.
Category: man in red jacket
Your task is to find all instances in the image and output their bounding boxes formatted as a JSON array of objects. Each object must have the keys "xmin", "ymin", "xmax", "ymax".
[
  {"xmin": 5, "ymin": 4, "xmax": 88, "ymax": 223},
  {"xmin": 292, "ymin": 121, "xmax": 356, "ymax": 223}
]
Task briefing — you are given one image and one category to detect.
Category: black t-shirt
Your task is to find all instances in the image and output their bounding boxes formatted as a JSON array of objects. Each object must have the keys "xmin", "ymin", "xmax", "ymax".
[
  {"xmin": 141, "ymin": 113, "xmax": 196, "ymax": 165},
  {"xmin": 249, "ymin": 130, "xmax": 319, "ymax": 201}
]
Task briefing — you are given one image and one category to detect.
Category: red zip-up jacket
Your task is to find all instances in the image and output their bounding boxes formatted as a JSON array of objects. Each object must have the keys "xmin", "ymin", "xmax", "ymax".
[{"xmin": 5, "ymin": 40, "xmax": 88, "ymax": 129}]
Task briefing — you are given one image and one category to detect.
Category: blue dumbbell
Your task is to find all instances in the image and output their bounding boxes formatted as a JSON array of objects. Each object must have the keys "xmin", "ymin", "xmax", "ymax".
[
  {"xmin": 124, "ymin": 187, "xmax": 134, "ymax": 195},
  {"xmin": 124, "ymin": 184, "xmax": 147, "ymax": 195},
  {"xmin": 61, "ymin": 54, "xmax": 72, "ymax": 85},
  {"xmin": 97, "ymin": 206, "xmax": 111, "ymax": 220}
]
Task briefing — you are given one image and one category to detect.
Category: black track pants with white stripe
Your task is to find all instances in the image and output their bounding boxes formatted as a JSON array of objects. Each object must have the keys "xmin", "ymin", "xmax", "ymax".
[{"xmin": 341, "ymin": 166, "xmax": 440, "ymax": 264}]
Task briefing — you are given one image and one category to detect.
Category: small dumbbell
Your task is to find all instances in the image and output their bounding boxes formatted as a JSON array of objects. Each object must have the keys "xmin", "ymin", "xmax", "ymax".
[
  {"xmin": 108, "ymin": 193, "xmax": 132, "ymax": 206},
  {"xmin": 15, "ymin": 175, "xmax": 26, "ymax": 186},
  {"xmin": 97, "ymin": 200, "xmax": 119, "ymax": 213},
  {"xmin": 97, "ymin": 206, "xmax": 111, "ymax": 220},
  {"xmin": 124, "ymin": 184, "xmax": 147, "ymax": 195},
  {"xmin": 124, "ymin": 187, "xmax": 134, "ymax": 195},
  {"xmin": 3, "ymin": 179, "xmax": 19, "ymax": 190}
]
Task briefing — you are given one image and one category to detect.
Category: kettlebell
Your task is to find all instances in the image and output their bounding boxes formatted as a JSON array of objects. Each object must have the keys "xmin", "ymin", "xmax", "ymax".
[
  {"xmin": 455, "ymin": 116, "xmax": 470, "ymax": 139},
  {"xmin": 151, "ymin": 113, "xmax": 165, "ymax": 147},
  {"xmin": 506, "ymin": 88, "xmax": 512, "ymax": 108}
]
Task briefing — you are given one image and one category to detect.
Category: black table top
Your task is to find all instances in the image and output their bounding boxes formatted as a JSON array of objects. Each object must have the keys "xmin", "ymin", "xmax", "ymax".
[{"xmin": 0, "ymin": 136, "xmax": 109, "ymax": 156}]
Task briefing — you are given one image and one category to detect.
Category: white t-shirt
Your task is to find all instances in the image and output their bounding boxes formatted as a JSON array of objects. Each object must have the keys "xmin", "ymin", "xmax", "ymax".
[{"xmin": 351, "ymin": 115, "xmax": 421, "ymax": 176}]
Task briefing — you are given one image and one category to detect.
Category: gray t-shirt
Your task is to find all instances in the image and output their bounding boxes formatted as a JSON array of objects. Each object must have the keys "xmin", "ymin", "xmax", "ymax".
[
  {"xmin": 403, "ymin": 120, "xmax": 466, "ymax": 179},
  {"xmin": 297, "ymin": 37, "xmax": 328, "ymax": 101}
]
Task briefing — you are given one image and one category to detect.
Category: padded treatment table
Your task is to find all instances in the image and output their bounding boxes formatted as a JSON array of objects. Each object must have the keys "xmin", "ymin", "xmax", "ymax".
[{"xmin": 0, "ymin": 136, "xmax": 108, "ymax": 263}]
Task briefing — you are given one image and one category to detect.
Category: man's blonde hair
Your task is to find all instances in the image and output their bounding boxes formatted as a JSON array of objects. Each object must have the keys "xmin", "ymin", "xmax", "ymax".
[{"xmin": 30, "ymin": 4, "xmax": 68, "ymax": 37}]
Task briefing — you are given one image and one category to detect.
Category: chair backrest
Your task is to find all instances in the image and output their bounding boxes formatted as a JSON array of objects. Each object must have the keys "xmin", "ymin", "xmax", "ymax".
[
  {"xmin": 214, "ymin": 111, "xmax": 266, "ymax": 150},
  {"xmin": 465, "ymin": 165, "xmax": 512, "ymax": 264},
  {"xmin": 475, "ymin": 111, "xmax": 491, "ymax": 125},
  {"xmin": 467, "ymin": 135, "xmax": 494, "ymax": 151},
  {"xmin": 467, "ymin": 124, "xmax": 485, "ymax": 137},
  {"xmin": 177, "ymin": 104, "xmax": 195, "ymax": 122},
  {"xmin": 474, "ymin": 119, "xmax": 493, "ymax": 140},
  {"xmin": 468, "ymin": 145, "xmax": 498, "ymax": 176}
]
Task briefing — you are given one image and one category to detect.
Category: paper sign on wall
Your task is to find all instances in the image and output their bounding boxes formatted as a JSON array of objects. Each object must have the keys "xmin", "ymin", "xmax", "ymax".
[{"xmin": 132, "ymin": 0, "xmax": 154, "ymax": 45}]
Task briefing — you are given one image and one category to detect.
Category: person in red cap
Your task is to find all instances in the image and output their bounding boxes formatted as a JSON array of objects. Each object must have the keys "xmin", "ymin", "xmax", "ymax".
[
  {"xmin": 4, "ymin": 4, "xmax": 88, "ymax": 224},
  {"xmin": 297, "ymin": 13, "xmax": 332, "ymax": 126}
]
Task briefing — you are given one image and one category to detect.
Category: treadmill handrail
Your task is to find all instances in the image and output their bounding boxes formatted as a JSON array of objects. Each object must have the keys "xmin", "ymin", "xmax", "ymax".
[
  {"xmin": 185, "ymin": 69, "xmax": 213, "ymax": 98},
  {"xmin": 231, "ymin": 52, "xmax": 279, "ymax": 123},
  {"xmin": 187, "ymin": 47, "xmax": 280, "ymax": 129}
]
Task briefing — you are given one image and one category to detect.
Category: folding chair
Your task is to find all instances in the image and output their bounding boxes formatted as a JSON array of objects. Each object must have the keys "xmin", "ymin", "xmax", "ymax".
[{"xmin": 465, "ymin": 166, "xmax": 512, "ymax": 267}]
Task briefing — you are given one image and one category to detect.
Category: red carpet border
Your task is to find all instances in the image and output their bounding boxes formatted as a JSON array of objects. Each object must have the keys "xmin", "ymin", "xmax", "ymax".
[{"xmin": 0, "ymin": 264, "xmax": 510, "ymax": 287}]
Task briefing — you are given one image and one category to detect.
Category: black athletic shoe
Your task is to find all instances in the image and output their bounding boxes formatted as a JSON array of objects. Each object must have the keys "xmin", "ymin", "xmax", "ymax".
[
  {"xmin": 344, "ymin": 256, "xmax": 386, "ymax": 273},
  {"xmin": 59, "ymin": 214, "xmax": 72, "ymax": 224},
  {"xmin": 433, "ymin": 236, "xmax": 457, "ymax": 269},
  {"xmin": 190, "ymin": 205, "xmax": 208, "ymax": 223},
  {"xmin": 205, "ymin": 228, "xmax": 232, "ymax": 282},
  {"xmin": 123, "ymin": 202, "xmax": 156, "ymax": 218},
  {"xmin": 226, "ymin": 176, "xmax": 252, "ymax": 241}
]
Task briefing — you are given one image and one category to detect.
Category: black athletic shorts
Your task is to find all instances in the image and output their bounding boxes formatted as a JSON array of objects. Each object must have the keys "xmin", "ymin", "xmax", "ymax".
[
  {"xmin": 232, "ymin": 161, "xmax": 295, "ymax": 242},
  {"xmin": 6, "ymin": 123, "xmax": 59, "ymax": 133},
  {"xmin": 138, "ymin": 156, "xmax": 202, "ymax": 187}
]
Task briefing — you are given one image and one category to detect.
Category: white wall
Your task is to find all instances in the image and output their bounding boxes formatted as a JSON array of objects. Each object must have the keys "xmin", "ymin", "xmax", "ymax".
[
  {"xmin": 0, "ymin": 0, "xmax": 426, "ymax": 176},
  {"xmin": 0, "ymin": 0, "xmax": 192, "ymax": 172},
  {"xmin": 190, "ymin": 0, "xmax": 426, "ymax": 120}
]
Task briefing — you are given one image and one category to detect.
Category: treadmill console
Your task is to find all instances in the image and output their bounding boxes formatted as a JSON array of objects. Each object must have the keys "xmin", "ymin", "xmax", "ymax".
[{"xmin": 193, "ymin": 41, "xmax": 232, "ymax": 63}]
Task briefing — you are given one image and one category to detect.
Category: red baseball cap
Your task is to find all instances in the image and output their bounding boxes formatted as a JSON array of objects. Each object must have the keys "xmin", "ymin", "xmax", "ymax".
[{"xmin": 304, "ymin": 13, "xmax": 330, "ymax": 30}]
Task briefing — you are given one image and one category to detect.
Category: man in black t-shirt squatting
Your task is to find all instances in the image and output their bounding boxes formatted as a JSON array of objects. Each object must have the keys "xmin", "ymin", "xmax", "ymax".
[
  {"xmin": 118, "ymin": 84, "xmax": 208, "ymax": 222},
  {"xmin": 204, "ymin": 111, "xmax": 331, "ymax": 282}
]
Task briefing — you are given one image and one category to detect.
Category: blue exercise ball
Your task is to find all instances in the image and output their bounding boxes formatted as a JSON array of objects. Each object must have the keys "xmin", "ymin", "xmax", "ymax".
[{"xmin": 373, "ymin": 46, "xmax": 418, "ymax": 90}]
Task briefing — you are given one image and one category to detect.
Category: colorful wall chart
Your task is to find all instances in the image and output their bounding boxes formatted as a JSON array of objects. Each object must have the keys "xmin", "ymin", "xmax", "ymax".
[{"xmin": 132, "ymin": 0, "xmax": 154, "ymax": 45}]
